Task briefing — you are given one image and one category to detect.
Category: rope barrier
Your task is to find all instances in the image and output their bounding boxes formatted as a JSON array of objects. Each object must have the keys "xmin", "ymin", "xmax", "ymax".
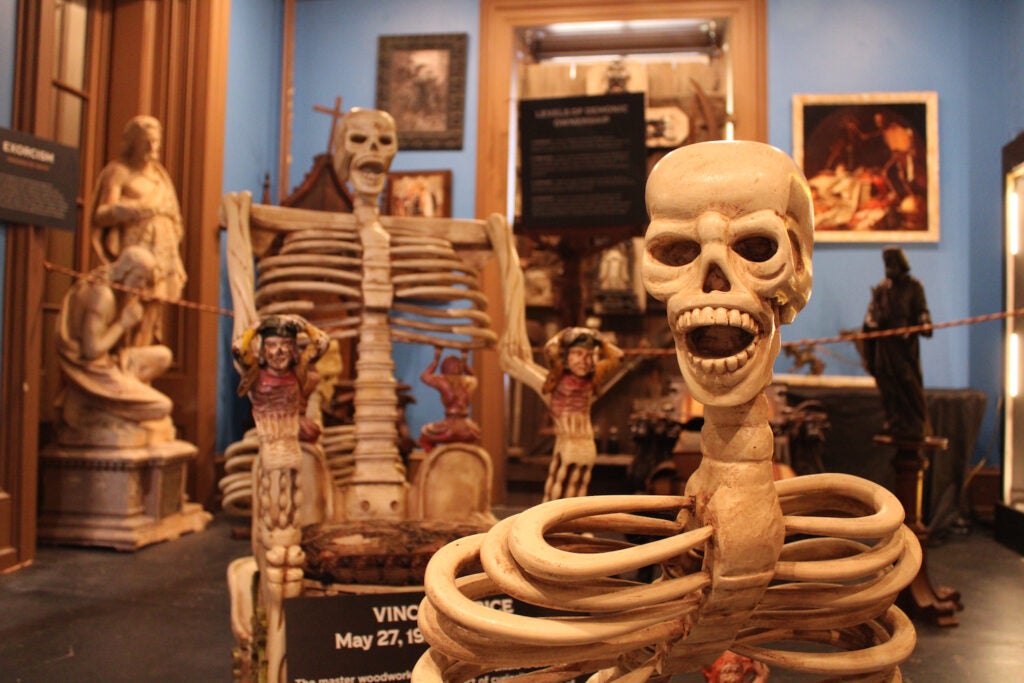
[
  {"xmin": 588, "ymin": 306, "xmax": 1024, "ymax": 357},
  {"xmin": 43, "ymin": 260, "xmax": 235, "ymax": 318},
  {"xmin": 44, "ymin": 259, "xmax": 1022, "ymax": 353}
]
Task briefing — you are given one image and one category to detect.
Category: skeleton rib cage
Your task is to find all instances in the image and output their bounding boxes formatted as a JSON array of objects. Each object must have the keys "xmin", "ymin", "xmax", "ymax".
[
  {"xmin": 219, "ymin": 195, "xmax": 500, "ymax": 511},
  {"xmin": 255, "ymin": 225, "xmax": 497, "ymax": 351},
  {"xmin": 415, "ymin": 473, "xmax": 922, "ymax": 683}
]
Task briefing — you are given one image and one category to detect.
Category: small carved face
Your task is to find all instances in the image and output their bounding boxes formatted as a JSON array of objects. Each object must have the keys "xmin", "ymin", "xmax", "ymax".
[
  {"xmin": 642, "ymin": 141, "xmax": 813, "ymax": 407},
  {"xmin": 332, "ymin": 108, "xmax": 398, "ymax": 199},
  {"xmin": 566, "ymin": 345, "xmax": 595, "ymax": 378},
  {"xmin": 137, "ymin": 125, "xmax": 160, "ymax": 162},
  {"xmin": 122, "ymin": 265, "xmax": 154, "ymax": 291},
  {"xmin": 440, "ymin": 355, "xmax": 463, "ymax": 375},
  {"xmin": 262, "ymin": 335, "xmax": 296, "ymax": 374},
  {"xmin": 123, "ymin": 115, "xmax": 162, "ymax": 164}
]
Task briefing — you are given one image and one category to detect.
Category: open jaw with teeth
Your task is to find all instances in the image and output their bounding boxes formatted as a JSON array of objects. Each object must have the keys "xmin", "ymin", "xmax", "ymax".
[
  {"xmin": 678, "ymin": 306, "xmax": 761, "ymax": 374},
  {"xmin": 355, "ymin": 158, "xmax": 386, "ymax": 188}
]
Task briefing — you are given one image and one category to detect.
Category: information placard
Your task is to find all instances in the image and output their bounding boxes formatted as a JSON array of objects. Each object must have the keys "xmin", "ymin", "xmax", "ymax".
[
  {"xmin": 0, "ymin": 127, "xmax": 79, "ymax": 231},
  {"xmin": 285, "ymin": 589, "xmax": 561, "ymax": 683},
  {"xmin": 286, "ymin": 590, "xmax": 426, "ymax": 683},
  {"xmin": 518, "ymin": 92, "xmax": 647, "ymax": 235}
]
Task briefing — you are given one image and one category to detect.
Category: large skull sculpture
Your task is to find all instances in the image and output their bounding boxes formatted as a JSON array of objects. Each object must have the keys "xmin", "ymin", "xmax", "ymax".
[
  {"xmin": 331, "ymin": 108, "xmax": 398, "ymax": 200},
  {"xmin": 642, "ymin": 141, "xmax": 813, "ymax": 407}
]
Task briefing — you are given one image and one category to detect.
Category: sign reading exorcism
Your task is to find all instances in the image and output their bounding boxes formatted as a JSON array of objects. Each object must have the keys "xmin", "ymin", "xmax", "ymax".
[
  {"xmin": 517, "ymin": 92, "xmax": 647, "ymax": 235},
  {"xmin": 0, "ymin": 127, "xmax": 79, "ymax": 231}
]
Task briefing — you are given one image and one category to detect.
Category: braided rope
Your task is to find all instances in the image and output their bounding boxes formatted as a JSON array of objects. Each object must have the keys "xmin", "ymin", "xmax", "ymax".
[
  {"xmin": 582, "ymin": 307, "xmax": 1024, "ymax": 357},
  {"xmin": 47, "ymin": 257, "xmax": 1023, "ymax": 354},
  {"xmin": 43, "ymin": 260, "xmax": 235, "ymax": 317}
]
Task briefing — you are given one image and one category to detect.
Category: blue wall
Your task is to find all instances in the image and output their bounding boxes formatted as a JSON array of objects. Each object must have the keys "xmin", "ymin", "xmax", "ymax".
[
  {"xmin": 288, "ymin": 0, "xmax": 482, "ymax": 439},
  {"xmin": 217, "ymin": 0, "xmax": 285, "ymax": 449},
  {"xmin": 1, "ymin": 0, "xmax": 1021, "ymax": 462},
  {"xmin": 767, "ymin": 0, "xmax": 1021, "ymax": 461}
]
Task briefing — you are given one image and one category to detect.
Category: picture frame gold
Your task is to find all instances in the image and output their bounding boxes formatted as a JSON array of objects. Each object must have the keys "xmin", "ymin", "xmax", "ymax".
[
  {"xmin": 793, "ymin": 91, "xmax": 939, "ymax": 242},
  {"xmin": 384, "ymin": 169, "xmax": 453, "ymax": 218},
  {"xmin": 375, "ymin": 33, "xmax": 467, "ymax": 151}
]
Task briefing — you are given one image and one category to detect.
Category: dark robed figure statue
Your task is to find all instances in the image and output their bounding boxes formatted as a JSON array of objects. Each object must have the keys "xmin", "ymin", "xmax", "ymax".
[{"xmin": 862, "ymin": 246, "xmax": 933, "ymax": 439}]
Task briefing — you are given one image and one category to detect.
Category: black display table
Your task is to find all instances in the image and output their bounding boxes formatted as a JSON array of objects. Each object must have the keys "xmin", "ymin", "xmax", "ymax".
[{"xmin": 780, "ymin": 379, "xmax": 987, "ymax": 533}]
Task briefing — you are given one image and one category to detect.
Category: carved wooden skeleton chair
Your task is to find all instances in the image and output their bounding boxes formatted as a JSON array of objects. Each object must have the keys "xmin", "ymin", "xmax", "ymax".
[{"xmin": 220, "ymin": 113, "xmax": 514, "ymax": 681}]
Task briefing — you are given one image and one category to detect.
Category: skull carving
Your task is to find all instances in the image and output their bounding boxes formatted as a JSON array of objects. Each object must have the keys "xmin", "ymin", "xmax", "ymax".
[
  {"xmin": 642, "ymin": 141, "xmax": 814, "ymax": 407},
  {"xmin": 331, "ymin": 108, "xmax": 398, "ymax": 200}
]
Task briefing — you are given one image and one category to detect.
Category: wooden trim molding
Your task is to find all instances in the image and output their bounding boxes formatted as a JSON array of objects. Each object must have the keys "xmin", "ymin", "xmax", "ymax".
[
  {"xmin": 0, "ymin": 0, "xmax": 59, "ymax": 572},
  {"xmin": 279, "ymin": 0, "xmax": 296, "ymax": 202},
  {"xmin": 475, "ymin": 0, "xmax": 767, "ymax": 501}
]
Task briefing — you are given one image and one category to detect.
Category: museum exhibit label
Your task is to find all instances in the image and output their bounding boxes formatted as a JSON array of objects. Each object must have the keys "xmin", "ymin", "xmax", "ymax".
[
  {"xmin": 518, "ymin": 92, "xmax": 646, "ymax": 235},
  {"xmin": 0, "ymin": 127, "xmax": 79, "ymax": 231},
  {"xmin": 286, "ymin": 590, "xmax": 563, "ymax": 682}
]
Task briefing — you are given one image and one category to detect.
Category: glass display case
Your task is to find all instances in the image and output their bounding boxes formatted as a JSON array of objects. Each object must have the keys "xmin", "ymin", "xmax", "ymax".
[{"xmin": 998, "ymin": 132, "xmax": 1024, "ymax": 553}]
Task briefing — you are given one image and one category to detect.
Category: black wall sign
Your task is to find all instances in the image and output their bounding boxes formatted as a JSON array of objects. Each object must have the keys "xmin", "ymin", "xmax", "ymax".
[
  {"xmin": 518, "ymin": 92, "xmax": 647, "ymax": 235},
  {"xmin": 0, "ymin": 127, "xmax": 79, "ymax": 231}
]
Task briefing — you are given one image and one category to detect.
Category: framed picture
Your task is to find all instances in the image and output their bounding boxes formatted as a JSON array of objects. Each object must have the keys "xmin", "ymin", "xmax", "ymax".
[
  {"xmin": 793, "ymin": 91, "xmax": 939, "ymax": 242},
  {"xmin": 384, "ymin": 170, "xmax": 452, "ymax": 218},
  {"xmin": 376, "ymin": 33, "xmax": 467, "ymax": 150}
]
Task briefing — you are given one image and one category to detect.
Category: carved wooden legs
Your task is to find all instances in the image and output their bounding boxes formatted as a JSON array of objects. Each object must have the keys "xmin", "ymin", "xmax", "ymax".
[
  {"xmin": 253, "ymin": 462, "xmax": 305, "ymax": 683},
  {"xmin": 876, "ymin": 434, "xmax": 963, "ymax": 627}
]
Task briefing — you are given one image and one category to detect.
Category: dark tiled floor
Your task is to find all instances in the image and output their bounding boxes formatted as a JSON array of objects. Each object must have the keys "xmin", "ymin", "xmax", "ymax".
[
  {"xmin": 1, "ymin": 513, "xmax": 1022, "ymax": 682},
  {"xmin": 0, "ymin": 513, "xmax": 251, "ymax": 682}
]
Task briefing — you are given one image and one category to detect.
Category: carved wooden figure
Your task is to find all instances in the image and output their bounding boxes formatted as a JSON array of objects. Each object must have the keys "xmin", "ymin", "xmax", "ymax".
[
  {"xmin": 419, "ymin": 347, "xmax": 481, "ymax": 450},
  {"xmin": 233, "ymin": 314, "xmax": 329, "ymax": 683},
  {"xmin": 222, "ymin": 107, "xmax": 510, "ymax": 683},
  {"xmin": 862, "ymin": 245, "xmax": 932, "ymax": 439},
  {"xmin": 862, "ymin": 247, "xmax": 961, "ymax": 626},
  {"xmin": 538, "ymin": 327, "xmax": 623, "ymax": 500},
  {"xmin": 415, "ymin": 141, "xmax": 921, "ymax": 683},
  {"xmin": 495, "ymin": 231, "xmax": 624, "ymax": 500},
  {"xmin": 223, "ymin": 108, "xmax": 498, "ymax": 524}
]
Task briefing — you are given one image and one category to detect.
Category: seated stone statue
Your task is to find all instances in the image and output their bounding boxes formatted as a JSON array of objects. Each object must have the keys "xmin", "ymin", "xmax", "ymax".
[{"xmin": 54, "ymin": 245, "xmax": 174, "ymax": 447}]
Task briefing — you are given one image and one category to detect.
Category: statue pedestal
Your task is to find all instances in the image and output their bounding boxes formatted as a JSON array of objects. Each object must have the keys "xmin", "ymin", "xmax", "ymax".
[
  {"xmin": 38, "ymin": 440, "xmax": 212, "ymax": 551},
  {"xmin": 874, "ymin": 433, "xmax": 963, "ymax": 627}
]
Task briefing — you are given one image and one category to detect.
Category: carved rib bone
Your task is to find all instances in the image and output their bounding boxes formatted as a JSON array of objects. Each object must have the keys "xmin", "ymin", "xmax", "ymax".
[{"xmin": 415, "ymin": 141, "xmax": 921, "ymax": 682}]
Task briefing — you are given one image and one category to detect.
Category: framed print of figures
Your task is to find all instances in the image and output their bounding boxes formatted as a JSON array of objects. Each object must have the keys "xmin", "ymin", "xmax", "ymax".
[
  {"xmin": 376, "ymin": 33, "xmax": 467, "ymax": 150},
  {"xmin": 384, "ymin": 169, "xmax": 452, "ymax": 218},
  {"xmin": 793, "ymin": 91, "xmax": 939, "ymax": 242}
]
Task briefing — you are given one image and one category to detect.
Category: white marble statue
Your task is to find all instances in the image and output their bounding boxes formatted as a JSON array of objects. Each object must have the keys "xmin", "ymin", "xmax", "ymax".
[
  {"xmin": 92, "ymin": 115, "xmax": 187, "ymax": 346},
  {"xmin": 55, "ymin": 245, "xmax": 174, "ymax": 447},
  {"xmin": 503, "ymin": 324, "xmax": 623, "ymax": 501}
]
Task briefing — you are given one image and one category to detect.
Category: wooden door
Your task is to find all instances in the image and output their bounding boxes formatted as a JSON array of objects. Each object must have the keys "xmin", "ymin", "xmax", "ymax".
[
  {"xmin": 1, "ymin": 0, "xmax": 228, "ymax": 571},
  {"xmin": 474, "ymin": 0, "xmax": 767, "ymax": 502},
  {"xmin": 1, "ymin": 0, "xmax": 102, "ymax": 572}
]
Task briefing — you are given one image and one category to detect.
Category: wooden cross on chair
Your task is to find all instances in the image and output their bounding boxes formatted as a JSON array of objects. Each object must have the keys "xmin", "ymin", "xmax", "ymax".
[{"xmin": 313, "ymin": 95, "xmax": 345, "ymax": 154}]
